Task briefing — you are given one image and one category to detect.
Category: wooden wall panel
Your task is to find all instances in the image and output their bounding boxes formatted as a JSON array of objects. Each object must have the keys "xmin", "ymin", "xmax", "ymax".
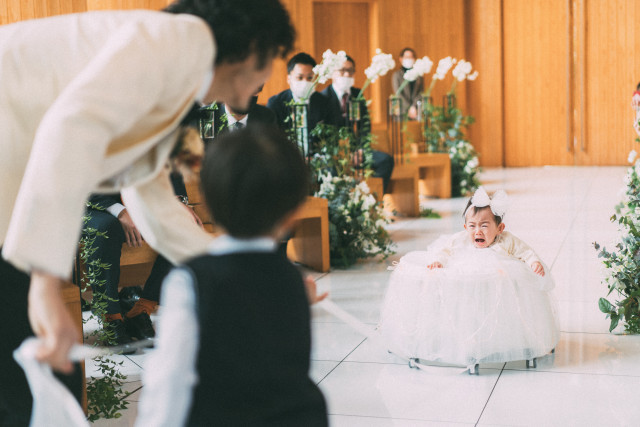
[
  {"xmin": 578, "ymin": 0, "xmax": 640, "ymax": 165},
  {"xmin": 376, "ymin": 0, "xmax": 467, "ymax": 115},
  {"xmin": 1, "ymin": 0, "xmax": 86, "ymax": 24},
  {"xmin": 465, "ymin": 0, "xmax": 503, "ymax": 167},
  {"xmin": 503, "ymin": 0, "xmax": 573, "ymax": 166},
  {"xmin": 312, "ymin": 2, "xmax": 372, "ymax": 107}
]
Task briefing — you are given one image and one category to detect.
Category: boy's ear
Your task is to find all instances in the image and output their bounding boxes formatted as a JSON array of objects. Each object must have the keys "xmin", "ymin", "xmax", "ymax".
[{"xmin": 498, "ymin": 223, "xmax": 505, "ymax": 233}]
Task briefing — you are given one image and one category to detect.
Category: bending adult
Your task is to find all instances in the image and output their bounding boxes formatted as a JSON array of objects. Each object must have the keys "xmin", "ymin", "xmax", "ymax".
[{"xmin": 0, "ymin": 0, "xmax": 294, "ymax": 424}]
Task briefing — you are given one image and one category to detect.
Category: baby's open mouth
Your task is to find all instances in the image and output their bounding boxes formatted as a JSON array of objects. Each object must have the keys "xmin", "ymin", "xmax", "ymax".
[{"xmin": 475, "ymin": 238, "xmax": 485, "ymax": 243}]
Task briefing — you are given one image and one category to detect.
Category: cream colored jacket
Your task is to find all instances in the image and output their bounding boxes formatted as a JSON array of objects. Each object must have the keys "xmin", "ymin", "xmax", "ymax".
[{"xmin": 0, "ymin": 10, "xmax": 215, "ymax": 278}]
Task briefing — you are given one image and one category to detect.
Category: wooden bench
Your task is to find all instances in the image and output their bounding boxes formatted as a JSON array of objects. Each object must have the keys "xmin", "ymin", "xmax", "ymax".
[
  {"xmin": 372, "ymin": 122, "xmax": 452, "ymax": 217},
  {"xmin": 287, "ymin": 196, "xmax": 330, "ymax": 272}
]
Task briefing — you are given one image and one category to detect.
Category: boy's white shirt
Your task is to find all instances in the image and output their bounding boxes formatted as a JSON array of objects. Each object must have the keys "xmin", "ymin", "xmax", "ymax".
[
  {"xmin": 136, "ymin": 235, "xmax": 277, "ymax": 427},
  {"xmin": 435, "ymin": 230, "xmax": 541, "ymax": 267}
]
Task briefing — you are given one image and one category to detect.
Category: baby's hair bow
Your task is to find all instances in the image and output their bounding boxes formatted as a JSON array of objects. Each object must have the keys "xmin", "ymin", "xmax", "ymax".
[{"xmin": 469, "ymin": 187, "xmax": 509, "ymax": 218}]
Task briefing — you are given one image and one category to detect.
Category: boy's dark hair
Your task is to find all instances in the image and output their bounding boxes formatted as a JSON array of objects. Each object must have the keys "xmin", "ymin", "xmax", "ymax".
[
  {"xmin": 637, "ymin": 82, "xmax": 640, "ymax": 91},
  {"xmin": 463, "ymin": 200, "xmax": 503, "ymax": 225},
  {"xmin": 201, "ymin": 126, "xmax": 309, "ymax": 237},
  {"xmin": 286, "ymin": 52, "xmax": 317, "ymax": 74},
  {"xmin": 399, "ymin": 47, "xmax": 416, "ymax": 58},
  {"xmin": 164, "ymin": 0, "xmax": 295, "ymax": 69}
]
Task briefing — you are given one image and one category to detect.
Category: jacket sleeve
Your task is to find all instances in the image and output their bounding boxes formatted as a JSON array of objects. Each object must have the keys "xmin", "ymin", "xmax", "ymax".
[
  {"xmin": 2, "ymin": 16, "xmax": 213, "ymax": 278},
  {"xmin": 121, "ymin": 167, "xmax": 213, "ymax": 265}
]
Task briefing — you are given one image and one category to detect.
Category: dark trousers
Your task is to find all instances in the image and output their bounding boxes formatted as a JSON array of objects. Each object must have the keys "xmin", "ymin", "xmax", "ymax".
[
  {"xmin": 83, "ymin": 209, "xmax": 170, "ymax": 313},
  {"xmin": 0, "ymin": 254, "xmax": 82, "ymax": 426},
  {"xmin": 371, "ymin": 150, "xmax": 394, "ymax": 194}
]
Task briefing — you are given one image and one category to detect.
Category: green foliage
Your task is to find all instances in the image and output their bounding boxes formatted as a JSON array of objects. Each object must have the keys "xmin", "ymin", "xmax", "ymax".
[
  {"xmin": 80, "ymin": 205, "xmax": 130, "ymax": 421},
  {"xmin": 419, "ymin": 207, "xmax": 441, "ymax": 219},
  {"xmin": 315, "ymin": 175, "xmax": 395, "ymax": 267},
  {"xmin": 310, "ymin": 123, "xmax": 373, "ymax": 179},
  {"xmin": 421, "ymin": 99, "xmax": 481, "ymax": 197},
  {"xmin": 594, "ymin": 134, "xmax": 640, "ymax": 333},
  {"xmin": 86, "ymin": 359, "xmax": 132, "ymax": 422}
]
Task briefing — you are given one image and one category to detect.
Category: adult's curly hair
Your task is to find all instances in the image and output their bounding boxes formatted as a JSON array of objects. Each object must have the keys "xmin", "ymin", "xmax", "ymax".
[{"xmin": 165, "ymin": 0, "xmax": 295, "ymax": 68}]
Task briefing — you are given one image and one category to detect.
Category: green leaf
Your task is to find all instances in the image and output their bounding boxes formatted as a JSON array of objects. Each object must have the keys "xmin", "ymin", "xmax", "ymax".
[
  {"xmin": 598, "ymin": 297, "xmax": 613, "ymax": 313},
  {"xmin": 610, "ymin": 314, "xmax": 620, "ymax": 332}
]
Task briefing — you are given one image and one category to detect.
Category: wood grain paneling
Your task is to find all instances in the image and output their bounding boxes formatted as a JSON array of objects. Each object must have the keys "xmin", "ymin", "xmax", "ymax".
[
  {"xmin": 313, "ymin": 2, "xmax": 372, "ymax": 107},
  {"xmin": 465, "ymin": 0, "xmax": 503, "ymax": 167},
  {"xmin": 578, "ymin": 0, "xmax": 640, "ymax": 165},
  {"xmin": 503, "ymin": 0, "xmax": 573, "ymax": 166}
]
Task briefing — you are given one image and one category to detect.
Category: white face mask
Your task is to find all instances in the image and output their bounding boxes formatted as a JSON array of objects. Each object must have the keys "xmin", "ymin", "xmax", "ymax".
[
  {"xmin": 333, "ymin": 76, "xmax": 354, "ymax": 94},
  {"xmin": 401, "ymin": 58, "xmax": 415, "ymax": 69},
  {"xmin": 290, "ymin": 80, "xmax": 314, "ymax": 100}
]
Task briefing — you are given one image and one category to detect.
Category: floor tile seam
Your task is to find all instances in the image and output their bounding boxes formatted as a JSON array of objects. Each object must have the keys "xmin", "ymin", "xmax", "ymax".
[
  {"xmin": 501, "ymin": 367, "xmax": 640, "ymax": 379},
  {"xmin": 548, "ymin": 168, "xmax": 600, "ymax": 271},
  {"xmin": 315, "ymin": 337, "xmax": 367, "ymax": 385},
  {"xmin": 475, "ymin": 363, "xmax": 505, "ymax": 426},
  {"xmin": 327, "ymin": 412, "xmax": 476, "ymax": 425}
]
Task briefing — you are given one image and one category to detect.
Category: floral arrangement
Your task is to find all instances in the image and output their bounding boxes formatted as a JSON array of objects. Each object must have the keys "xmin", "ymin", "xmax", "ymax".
[
  {"xmin": 301, "ymin": 49, "xmax": 347, "ymax": 101},
  {"xmin": 449, "ymin": 59, "xmax": 478, "ymax": 95},
  {"xmin": 316, "ymin": 174, "xmax": 395, "ymax": 267},
  {"xmin": 595, "ymin": 134, "xmax": 640, "ymax": 333},
  {"xmin": 394, "ymin": 55, "xmax": 433, "ymax": 96},
  {"xmin": 424, "ymin": 56, "xmax": 456, "ymax": 97},
  {"xmin": 358, "ymin": 49, "xmax": 396, "ymax": 99}
]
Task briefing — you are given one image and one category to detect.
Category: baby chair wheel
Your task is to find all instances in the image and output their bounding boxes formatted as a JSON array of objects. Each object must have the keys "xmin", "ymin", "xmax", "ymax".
[
  {"xmin": 467, "ymin": 364, "xmax": 479, "ymax": 375},
  {"xmin": 551, "ymin": 347, "xmax": 555, "ymax": 354},
  {"xmin": 526, "ymin": 358, "xmax": 537, "ymax": 369}
]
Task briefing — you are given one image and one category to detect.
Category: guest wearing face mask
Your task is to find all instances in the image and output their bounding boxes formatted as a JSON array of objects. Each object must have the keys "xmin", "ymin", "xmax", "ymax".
[
  {"xmin": 267, "ymin": 52, "xmax": 341, "ymax": 146},
  {"xmin": 392, "ymin": 47, "xmax": 425, "ymax": 120},
  {"xmin": 321, "ymin": 55, "xmax": 394, "ymax": 193}
]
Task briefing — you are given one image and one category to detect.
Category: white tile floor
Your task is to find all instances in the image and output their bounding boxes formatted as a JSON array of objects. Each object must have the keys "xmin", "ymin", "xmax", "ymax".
[{"xmin": 86, "ymin": 166, "xmax": 640, "ymax": 426}]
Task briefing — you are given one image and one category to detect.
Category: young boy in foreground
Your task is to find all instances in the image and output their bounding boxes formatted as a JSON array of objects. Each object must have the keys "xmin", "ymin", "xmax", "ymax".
[{"xmin": 137, "ymin": 126, "xmax": 327, "ymax": 426}]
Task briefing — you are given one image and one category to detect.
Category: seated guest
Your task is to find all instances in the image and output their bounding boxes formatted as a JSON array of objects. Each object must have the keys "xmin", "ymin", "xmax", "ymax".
[
  {"xmin": 84, "ymin": 172, "xmax": 201, "ymax": 351},
  {"xmin": 212, "ymin": 87, "xmax": 278, "ymax": 136},
  {"xmin": 137, "ymin": 126, "xmax": 328, "ymax": 426},
  {"xmin": 267, "ymin": 52, "xmax": 341, "ymax": 144},
  {"xmin": 321, "ymin": 55, "xmax": 394, "ymax": 193}
]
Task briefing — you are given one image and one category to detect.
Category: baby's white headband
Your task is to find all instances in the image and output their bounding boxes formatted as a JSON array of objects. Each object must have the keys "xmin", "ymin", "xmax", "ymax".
[{"xmin": 465, "ymin": 187, "xmax": 509, "ymax": 218}]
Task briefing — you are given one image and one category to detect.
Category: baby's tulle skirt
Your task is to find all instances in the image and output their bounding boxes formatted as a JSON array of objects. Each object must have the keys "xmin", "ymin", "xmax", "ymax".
[{"xmin": 379, "ymin": 249, "xmax": 559, "ymax": 365}]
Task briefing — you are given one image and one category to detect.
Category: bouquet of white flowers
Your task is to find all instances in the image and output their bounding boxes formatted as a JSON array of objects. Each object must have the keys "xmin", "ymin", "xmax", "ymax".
[
  {"xmin": 315, "ymin": 174, "xmax": 395, "ymax": 267},
  {"xmin": 449, "ymin": 59, "xmax": 478, "ymax": 94},
  {"xmin": 300, "ymin": 49, "xmax": 347, "ymax": 101},
  {"xmin": 424, "ymin": 56, "xmax": 456, "ymax": 97},
  {"xmin": 357, "ymin": 49, "xmax": 396, "ymax": 99},
  {"xmin": 394, "ymin": 55, "xmax": 433, "ymax": 96}
]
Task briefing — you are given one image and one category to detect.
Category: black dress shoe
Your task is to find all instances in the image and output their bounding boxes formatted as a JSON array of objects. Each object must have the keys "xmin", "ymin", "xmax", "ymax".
[
  {"xmin": 125, "ymin": 312, "xmax": 155, "ymax": 344},
  {"xmin": 103, "ymin": 319, "xmax": 136, "ymax": 355},
  {"xmin": 118, "ymin": 286, "xmax": 143, "ymax": 314}
]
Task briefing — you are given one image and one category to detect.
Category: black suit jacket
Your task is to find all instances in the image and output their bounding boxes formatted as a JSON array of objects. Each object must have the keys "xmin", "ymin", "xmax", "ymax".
[
  {"xmin": 320, "ymin": 85, "xmax": 371, "ymax": 135},
  {"xmin": 266, "ymin": 89, "xmax": 341, "ymax": 135},
  {"xmin": 212, "ymin": 102, "xmax": 278, "ymax": 137}
]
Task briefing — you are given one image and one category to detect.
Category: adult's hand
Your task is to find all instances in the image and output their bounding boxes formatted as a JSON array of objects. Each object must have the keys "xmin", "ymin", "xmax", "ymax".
[
  {"xmin": 118, "ymin": 209, "xmax": 144, "ymax": 247},
  {"xmin": 408, "ymin": 105, "xmax": 418, "ymax": 120},
  {"xmin": 28, "ymin": 271, "xmax": 79, "ymax": 373}
]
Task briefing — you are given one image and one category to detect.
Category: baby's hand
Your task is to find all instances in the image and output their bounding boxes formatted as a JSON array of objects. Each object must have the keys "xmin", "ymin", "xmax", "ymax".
[
  {"xmin": 427, "ymin": 262, "xmax": 443, "ymax": 270},
  {"xmin": 531, "ymin": 261, "xmax": 545, "ymax": 276}
]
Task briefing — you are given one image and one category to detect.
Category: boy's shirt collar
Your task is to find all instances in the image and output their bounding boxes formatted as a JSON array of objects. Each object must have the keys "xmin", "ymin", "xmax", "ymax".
[{"xmin": 207, "ymin": 234, "xmax": 277, "ymax": 255}]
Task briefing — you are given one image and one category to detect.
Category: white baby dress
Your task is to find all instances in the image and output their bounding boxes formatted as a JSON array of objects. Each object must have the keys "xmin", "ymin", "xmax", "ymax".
[{"xmin": 379, "ymin": 231, "xmax": 559, "ymax": 366}]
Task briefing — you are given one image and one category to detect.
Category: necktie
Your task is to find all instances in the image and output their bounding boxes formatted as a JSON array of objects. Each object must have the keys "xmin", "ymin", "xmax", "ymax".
[
  {"xmin": 233, "ymin": 121, "xmax": 244, "ymax": 131},
  {"xmin": 341, "ymin": 93, "xmax": 348, "ymax": 115}
]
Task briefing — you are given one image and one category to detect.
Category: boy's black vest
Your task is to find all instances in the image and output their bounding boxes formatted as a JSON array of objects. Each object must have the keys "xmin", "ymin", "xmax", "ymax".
[{"xmin": 184, "ymin": 252, "xmax": 327, "ymax": 426}]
